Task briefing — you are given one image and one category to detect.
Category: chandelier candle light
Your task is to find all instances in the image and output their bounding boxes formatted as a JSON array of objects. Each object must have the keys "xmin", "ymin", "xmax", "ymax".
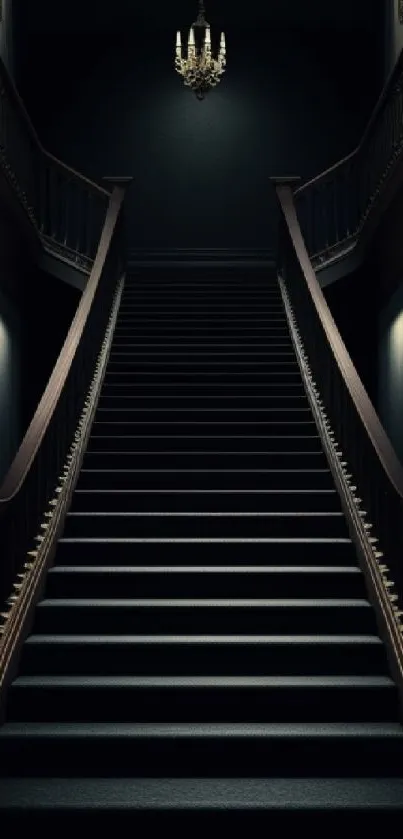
[{"xmin": 175, "ymin": 1, "xmax": 226, "ymax": 100}]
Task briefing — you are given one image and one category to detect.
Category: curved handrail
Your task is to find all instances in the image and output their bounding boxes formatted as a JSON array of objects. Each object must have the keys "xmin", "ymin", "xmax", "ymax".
[
  {"xmin": 276, "ymin": 183, "xmax": 403, "ymax": 499},
  {"xmin": 295, "ymin": 47, "xmax": 403, "ymax": 197},
  {"xmin": 0, "ymin": 185, "xmax": 125, "ymax": 507},
  {"xmin": 0, "ymin": 54, "xmax": 109, "ymax": 198}
]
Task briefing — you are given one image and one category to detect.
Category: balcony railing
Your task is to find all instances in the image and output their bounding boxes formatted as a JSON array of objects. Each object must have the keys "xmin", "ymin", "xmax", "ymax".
[
  {"xmin": 294, "ymin": 49, "xmax": 403, "ymax": 270},
  {"xmin": 0, "ymin": 56, "xmax": 110, "ymax": 270}
]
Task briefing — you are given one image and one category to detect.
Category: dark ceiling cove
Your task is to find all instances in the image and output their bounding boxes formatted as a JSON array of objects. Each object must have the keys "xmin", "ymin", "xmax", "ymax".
[{"xmin": 15, "ymin": 0, "xmax": 382, "ymax": 32}]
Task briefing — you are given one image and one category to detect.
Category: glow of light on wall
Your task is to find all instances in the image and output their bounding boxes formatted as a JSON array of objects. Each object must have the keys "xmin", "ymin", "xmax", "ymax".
[
  {"xmin": 0, "ymin": 316, "xmax": 11, "ymax": 376},
  {"xmin": 389, "ymin": 309, "xmax": 403, "ymax": 372}
]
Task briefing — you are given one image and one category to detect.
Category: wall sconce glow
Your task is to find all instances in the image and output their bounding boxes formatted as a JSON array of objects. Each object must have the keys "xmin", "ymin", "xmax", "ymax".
[
  {"xmin": 175, "ymin": 0, "xmax": 226, "ymax": 100},
  {"xmin": 0, "ymin": 317, "xmax": 10, "ymax": 370},
  {"xmin": 390, "ymin": 309, "xmax": 403, "ymax": 365}
]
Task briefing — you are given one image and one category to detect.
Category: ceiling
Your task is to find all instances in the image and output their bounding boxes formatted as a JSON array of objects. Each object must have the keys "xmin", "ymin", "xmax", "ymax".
[{"xmin": 15, "ymin": 0, "xmax": 382, "ymax": 33}]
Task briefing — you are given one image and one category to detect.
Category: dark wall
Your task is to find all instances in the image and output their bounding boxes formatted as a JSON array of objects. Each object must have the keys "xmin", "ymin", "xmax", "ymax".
[
  {"xmin": 20, "ymin": 267, "xmax": 80, "ymax": 433},
  {"xmin": 0, "ymin": 203, "xmax": 80, "ymax": 484},
  {"xmin": 0, "ymin": 206, "xmax": 24, "ymax": 482},
  {"xmin": 324, "ymin": 250, "xmax": 380, "ymax": 407},
  {"xmin": 13, "ymin": 22, "xmax": 383, "ymax": 252},
  {"xmin": 322, "ymin": 186, "xmax": 403, "ymax": 465},
  {"xmin": 372, "ymin": 187, "xmax": 403, "ymax": 462}
]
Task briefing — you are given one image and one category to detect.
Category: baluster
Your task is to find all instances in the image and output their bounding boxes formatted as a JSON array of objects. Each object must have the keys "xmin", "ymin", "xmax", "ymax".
[
  {"xmin": 83, "ymin": 188, "xmax": 91, "ymax": 257},
  {"xmin": 0, "ymin": 80, "xmax": 5, "ymax": 152},
  {"xmin": 63, "ymin": 175, "xmax": 70, "ymax": 247}
]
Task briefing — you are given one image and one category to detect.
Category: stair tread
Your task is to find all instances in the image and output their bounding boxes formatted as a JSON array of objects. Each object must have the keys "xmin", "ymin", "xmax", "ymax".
[
  {"xmin": 66, "ymin": 512, "xmax": 343, "ymax": 517},
  {"xmin": 12, "ymin": 675, "xmax": 394, "ymax": 687},
  {"xmin": 48, "ymin": 566, "xmax": 360, "ymax": 574},
  {"xmin": 74, "ymin": 489, "xmax": 333, "ymax": 493},
  {"xmin": 2, "ymin": 776, "xmax": 403, "ymax": 810},
  {"xmin": 80, "ymin": 468, "xmax": 330, "ymax": 472},
  {"xmin": 58, "ymin": 537, "xmax": 353, "ymax": 543},
  {"xmin": 37, "ymin": 598, "xmax": 370, "ymax": 607}
]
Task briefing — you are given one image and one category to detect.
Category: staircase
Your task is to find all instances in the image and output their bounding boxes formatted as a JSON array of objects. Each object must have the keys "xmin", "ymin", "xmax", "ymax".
[{"xmin": 1, "ymin": 265, "xmax": 403, "ymax": 822}]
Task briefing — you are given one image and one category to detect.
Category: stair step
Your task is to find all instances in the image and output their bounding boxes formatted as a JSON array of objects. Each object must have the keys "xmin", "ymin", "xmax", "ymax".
[
  {"xmin": 45, "ymin": 567, "xmax": 364, "ymax": 599},
  {"xmin": 63, "ymin": 511, "xmax": 348, "ymax": 539},
  {"xmin": 55, "ymin": 537, "xmax": 358, "ymax": 567},
  {"xmin": 1, "ymin": 722, "xmax": 402, "ymax": 778},
  {"xmin": 77, "ymin": 469, "xmax": 335, "ymax": 490},
  {"xmin": 7, "ymin": 674, "xmax": 397, "ymax": 722},
  {"xmin": 71, "ymin": 488, "xmax": 338, "ymax": 512},
  {"xmin": 32, "ymin": 598, "xmax": 378, "ymax": 636},
  {"xmin": 20, "ymin": 634, "xmax": 385, "ymax": 677}
]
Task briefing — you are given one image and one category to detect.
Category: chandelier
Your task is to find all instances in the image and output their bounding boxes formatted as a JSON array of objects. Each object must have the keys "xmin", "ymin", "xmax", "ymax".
[{"xmin": 175, "ymin": 1, "xmax": 226, "ymax": 100}]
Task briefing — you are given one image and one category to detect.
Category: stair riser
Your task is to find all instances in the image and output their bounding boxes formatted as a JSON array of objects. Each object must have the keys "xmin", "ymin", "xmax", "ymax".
[
  {"xmin": 86, "ymin": 436, "xmax": 322, "ymax": 454},
  {"xmin": 122, "ymin": 289, "xmax": 281, "ymax": 296},
  {"xmin": 97, "ymin": 396, "xmax": 308, "ymax": 409},
  {"xmin": 124, "ymin": 283, "xmax": 279, "ymax": 290},
  {"xmin": 44, "ymin": 570, "xmax": 365, "ymax": 600},
  {"xmin": 63, "ymin": 514, "xmax": 348, "ymax": 539},
  {"xmin": 33, "ymin": 605, "xmax": 377, "ymax": 636},
  {"xmin": 91, "ymin": 421, "xmax": 319, "ymax": 437},
  {"xmin": 82, "ymin": 453, "xmax": 326, "ymax": 470},
  {"xmin": 70, "ymin": 489, "xmax": 339, "ymax": 512},
  {"xmin": 55, "ymin": 539, "xmax": 358, "ymax": 567},
  {"xmin": 118, "ymin": 308, "xmax": 286, "ymax": 316},
  {"xmin": 76, "ymin": 469, "xmax": 335, "ymax": 490},
  {"xmin": 102, "ymin": 374, "xmax": 302, "ymax": 385},
  {"xmin": 100, "ymin": 381, "xmax": 304, "ymax": 392},
  {"xmin": 106, "ymin": 361, "xmax": 299, "ymax": 371},
  {"xmin": 108, "ymin": 353, "xmax": 297, "ymax": 363},
  {"xmin": 119, "ymin": 308, "xmax": 285, "ymax": 316},
  {"xmin": 20, "ymin": 640, "xmax": 385, "ymax": 677},
  {"xmin": 95, "ymin": 409, "xmax": 313, "ymax": 424},
  {"xmin": 98, "ymin": 400, "xmax": 308, "ymax": 411},
  {"xmin": 112, "ymin": 337, "xmax": 293, "ymax": 346},
  {"xmin": 1, "ymin": 736, "xmax": 401, "ymax": 779},
  {"xmin": 7, "ymin": 684, "xmax": 397, "ymax": 723},
  {"xmin": 112, "ymin": 329, "xmax": 291, "ymax": 338}
]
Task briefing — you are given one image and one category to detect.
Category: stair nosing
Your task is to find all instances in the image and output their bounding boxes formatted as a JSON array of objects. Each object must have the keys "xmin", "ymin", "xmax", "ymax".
[
  {"xmin": 24, "ymin": 633, "xmax": 378, "ymax": 645},
  {"xmin": 37, "ymin": 597, "xmax": 370, "ymax": 607},
  {"xmin": 48, "ymin": 565, "xmax": 360, "ymax": 574}
]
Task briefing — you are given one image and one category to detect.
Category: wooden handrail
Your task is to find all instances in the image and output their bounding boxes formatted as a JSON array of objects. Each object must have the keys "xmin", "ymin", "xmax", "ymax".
[
  {"xmin": 276, "ymin": 183, "xmax": 403, "ymax": 499},
  {"xmin": 0, "ymin": 185, "xmax": 125, "ymax": 506},
  {"xmin": 0, "ymin": 55, "xmax": 110, "ymax": 198},
  {"xmin": 295, "ymin": 47, "xmax": 403, "ymax": 196}
]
